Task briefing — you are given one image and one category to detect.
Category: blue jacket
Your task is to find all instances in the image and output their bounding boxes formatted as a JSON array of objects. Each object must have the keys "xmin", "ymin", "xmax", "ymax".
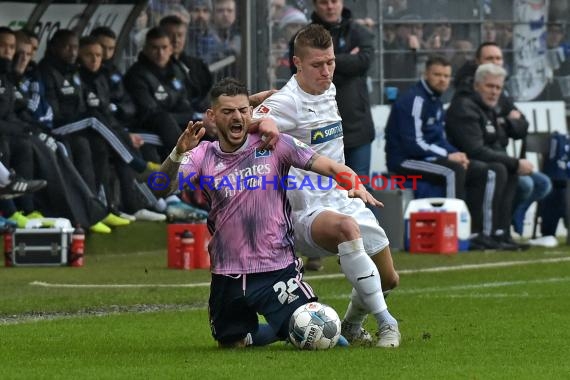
[{"xmin": 385, "ymin": 79, "xmax": 457, "ymax": 172}]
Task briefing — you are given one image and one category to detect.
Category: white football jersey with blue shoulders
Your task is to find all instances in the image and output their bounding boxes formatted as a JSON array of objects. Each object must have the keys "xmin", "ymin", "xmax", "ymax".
[{"xmin": 253, "ymin": 75, "xmax": 351, "ymax": 213}]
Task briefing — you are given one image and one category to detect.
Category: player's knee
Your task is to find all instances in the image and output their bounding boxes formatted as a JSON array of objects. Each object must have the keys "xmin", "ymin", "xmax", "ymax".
[{"xmin": 336, "ymin": 216, "xmax": 361, "ymax": 242}]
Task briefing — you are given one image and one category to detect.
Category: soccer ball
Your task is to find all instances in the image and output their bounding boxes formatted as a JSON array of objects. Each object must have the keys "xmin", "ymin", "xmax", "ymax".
[{"xmin": 288, "ymin": 302, "xmax": 341, "ymax": 350}]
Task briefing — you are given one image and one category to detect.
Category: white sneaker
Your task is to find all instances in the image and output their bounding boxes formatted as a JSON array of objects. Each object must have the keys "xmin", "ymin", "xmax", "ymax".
[
  {"xmin": 376, "ymin": 324, "xmax": 401, "ymax": 348},
  {"xmin": 528, "ymin": 235, "xmax": 558, "ymax": 248},
  {"xmin": 134, "ymin": 209, "xmax": 167, "ymax": 222},
  {"xmin": 118, "ymin": 212, "xmax": 136, "ymax": 222},
  {"xmin": 341, "ymin": 320, "xmax": 373, "ymax": 346},
  {"xmin": 24, "ymin": 219, "xmax": 43, "ymax": 229}
]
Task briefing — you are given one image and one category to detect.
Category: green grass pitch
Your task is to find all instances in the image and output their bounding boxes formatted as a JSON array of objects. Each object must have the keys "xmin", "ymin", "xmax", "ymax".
[{"xmin": 1, "ymin": 222, "xmax": 570, "ymax": 379}]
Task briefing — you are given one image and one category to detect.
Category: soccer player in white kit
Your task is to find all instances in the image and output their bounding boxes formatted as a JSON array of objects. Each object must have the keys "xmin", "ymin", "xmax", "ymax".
[{"xmin": 254, "ymin": 24, "xmax": 401, "ymax": 347}]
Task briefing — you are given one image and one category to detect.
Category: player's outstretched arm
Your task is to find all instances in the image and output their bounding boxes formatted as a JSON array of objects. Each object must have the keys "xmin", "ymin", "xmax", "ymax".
[
  {"xmin": 306, "ymin": 154, "xmax": 383, "ymax": 207},
  {"xmin": 154, "ymin": 121, "xmax": 206, "ymax": 198}
]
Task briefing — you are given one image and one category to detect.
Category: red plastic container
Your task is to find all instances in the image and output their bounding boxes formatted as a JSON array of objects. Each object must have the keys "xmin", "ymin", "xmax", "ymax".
[
  {"xmin": 167, "ymin": 224, "xmax": 211, "ymax": 269},
  {"xmin": 409, "ymin": 212, "xmax": 458, "ymax": 254}
]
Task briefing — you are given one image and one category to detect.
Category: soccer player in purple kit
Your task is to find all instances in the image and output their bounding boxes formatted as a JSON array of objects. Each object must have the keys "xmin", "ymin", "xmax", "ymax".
[{"xmin": 156, "ymin": 77, "xmax": 381, "ymax": 348}]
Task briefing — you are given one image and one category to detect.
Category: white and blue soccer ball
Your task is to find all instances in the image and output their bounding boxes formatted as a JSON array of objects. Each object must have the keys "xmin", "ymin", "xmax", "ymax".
[{"xmin": 288, "ymin": 302, "xmax": 341, "ymax": 350}]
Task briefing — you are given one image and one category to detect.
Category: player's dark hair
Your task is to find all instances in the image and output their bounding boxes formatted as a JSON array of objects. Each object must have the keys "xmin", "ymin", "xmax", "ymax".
[
  {"xmin": 159, "ymin": 15, "xmax": 186, "ymax": 28},
  {"xmin": 475, "ymin": 41, "xmax": 500, "ymax": 60},
  {"xmin": 20, "ymin": 29, "xmax": 39, "ymax": 41},
  {"xmin": 48, "ymin": 29, "xmax": 77, "ymax": 50},
  {"xmin": 425, "ymin": 55, "xmax": 451, "ymax": 69},
  {"xmin": 14, "ymin": 30, "xmax": 31, "ymax": 45},
  {"xmin": 79, "ymin": 35, "xmax": 101, "ymax": 49},
  {"xmin": 144, "ymin": 27, "xmax": 170, "ymax": 45},
  {"xmin": 0, "ymin": 26, "xmax": 15, "ymax": 38},
  {"xmin": 293, "ymin": 24, "xmax": 332, "ymax": 57},
  {"xmin": 90, "ymin": 26, "xmax": 116, "ymax": 40},
  {"xmin": 210, "ymin": 77, "xmax": 249, "ymax": 104}
]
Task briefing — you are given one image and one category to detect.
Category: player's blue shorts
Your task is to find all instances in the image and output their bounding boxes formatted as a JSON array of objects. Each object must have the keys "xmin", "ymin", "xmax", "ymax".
[{"xmin": 208, "ymin": 258, "xmax": 317, "ymax": 345}]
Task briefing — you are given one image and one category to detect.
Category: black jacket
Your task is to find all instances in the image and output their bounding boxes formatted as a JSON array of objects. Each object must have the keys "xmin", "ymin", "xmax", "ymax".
[
  {"xmin": 100, "ymin": 60, "xmax": 137, "ymax": 124},
  {"xmin": 445, "ymin": 87, "xmax": 524, "ymax": 173},
  {"xmin": 38, "ymin": 54, "xmax": 87, "ymax": 126},
  {"xmin": 291, "ymin": 8, "xmax": 375, "ymax": 149},
  {"xmin": 173, "ymin": 53, "xmax": 212, "ymax": 112},
  {"xmin": 123, "ymin": 53, "xmax": 194, "ymax": 125},
  {"xmin": 79, "ymin": 66, "xmax": 125, "ymax": 131},
  {"xmin": 0, "ymin": 58, "xmax": 34, "ymax": 136}
]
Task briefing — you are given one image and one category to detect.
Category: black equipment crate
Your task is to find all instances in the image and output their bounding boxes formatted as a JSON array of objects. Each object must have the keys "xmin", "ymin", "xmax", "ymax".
[{"xmin": 11, "ymin": 228, "xmax": 73, "ymax": 266}]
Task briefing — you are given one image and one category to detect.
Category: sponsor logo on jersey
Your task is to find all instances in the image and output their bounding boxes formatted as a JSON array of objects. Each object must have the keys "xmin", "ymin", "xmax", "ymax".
[
  {"xmin": 293, "ymin": 137, "xmax": 309, "ymax": 149},
  {"xmin": 310, "ymin": 122, "xmax": 343, "ymax": 144},
  {"xmin": 254, "ymin": 148, "xmax": 271, "ymax": 158}
]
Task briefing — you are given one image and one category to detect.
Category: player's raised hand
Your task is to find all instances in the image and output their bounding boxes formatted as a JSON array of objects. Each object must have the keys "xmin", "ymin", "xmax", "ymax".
[
  {"xmin": 248, "ymin": 118, "xmax": 279, "ymax": 150},
  {"xmin": 176, "ymin": 121, "xmax": 206, "ymax": 154},
  {"xmin": 348, "ymin": 188, "xmax": 384, "ymax": 208}
]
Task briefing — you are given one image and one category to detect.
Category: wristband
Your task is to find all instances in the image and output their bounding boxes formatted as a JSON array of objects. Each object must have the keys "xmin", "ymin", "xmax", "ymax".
[{"xmin": 169, "ymin": 147, "xmax": 184, "ymax": 163}]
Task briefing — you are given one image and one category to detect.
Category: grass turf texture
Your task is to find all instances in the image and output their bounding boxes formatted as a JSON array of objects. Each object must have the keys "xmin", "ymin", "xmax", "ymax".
[{"xmin": 1, "ymin": 222, "xmax": 570, "ymax": 379}]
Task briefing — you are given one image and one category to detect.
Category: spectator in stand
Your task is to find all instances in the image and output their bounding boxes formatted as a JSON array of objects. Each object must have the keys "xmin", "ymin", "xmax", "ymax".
[
  {"xmin": 273, "ymin": 7, "xmax": 308, "ymax": 88},
  {"xmin": 385, "ymin": 55, "xmax": 500, "ymax": 250},
  {"xmin": 212, "ymin": 0, "xmax": 240, "ymax": 77},
  {"xmin": 449, "ymin": 40, "xmax": 474, "ymax": 73},
  {"xmin": 159, "ymin": 15, "xmax": 213, "ymax": 113},
  {"xmin": 384, "ymin": 15, "xmax": 425, "ymax": 92},
  {"xmin": 446, "ymin": 63, "xmax": 533, "ymax": 250},
  {"xmin": 384, "ymin": 0, "xmax": 409, "ymax": 20},
  {"xmin": 542, "ymin": 21, "xmax": 570, "ymax": 100},
  {"xmin": 186, "ymin": 0, "xmax": 225, "ymax": 67}
]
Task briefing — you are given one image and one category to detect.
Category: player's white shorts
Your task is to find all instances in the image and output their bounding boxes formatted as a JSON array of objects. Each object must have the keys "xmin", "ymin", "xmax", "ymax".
[{"xmin": 293, "ymin": 199, "xmax": 390, "ymax": 258}]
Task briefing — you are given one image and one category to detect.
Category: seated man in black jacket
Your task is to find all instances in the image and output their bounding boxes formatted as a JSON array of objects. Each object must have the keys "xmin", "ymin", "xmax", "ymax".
[
  {"xmin": 446, "ymin": 63, "xmax": 533, "ymax": 250},
  {"xmin": 159, "ymin": 15, "xmax": 212, "ymax": 117},
  {"xmin": 124, "ymin": 27, "xmax": 196, "ymax": 162}
]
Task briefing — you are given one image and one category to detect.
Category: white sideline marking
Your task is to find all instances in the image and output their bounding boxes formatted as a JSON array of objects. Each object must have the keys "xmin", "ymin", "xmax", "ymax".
[
  {"xmin": 29, "ymin": 256, "xmax": 570, "ymax": 289},
  {"xmin": 326, "ymin": 276, "xmax": 570, "ymax": 300},
  {"xmin": 29, "ymin": 281, "xmax": 212, "ymax": 288}
]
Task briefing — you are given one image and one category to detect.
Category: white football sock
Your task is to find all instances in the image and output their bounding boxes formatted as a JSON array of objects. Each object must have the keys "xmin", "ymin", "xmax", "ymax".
[{"xmin": 338, "ymin": 238, "xmax": 387, "ymax": 316}]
